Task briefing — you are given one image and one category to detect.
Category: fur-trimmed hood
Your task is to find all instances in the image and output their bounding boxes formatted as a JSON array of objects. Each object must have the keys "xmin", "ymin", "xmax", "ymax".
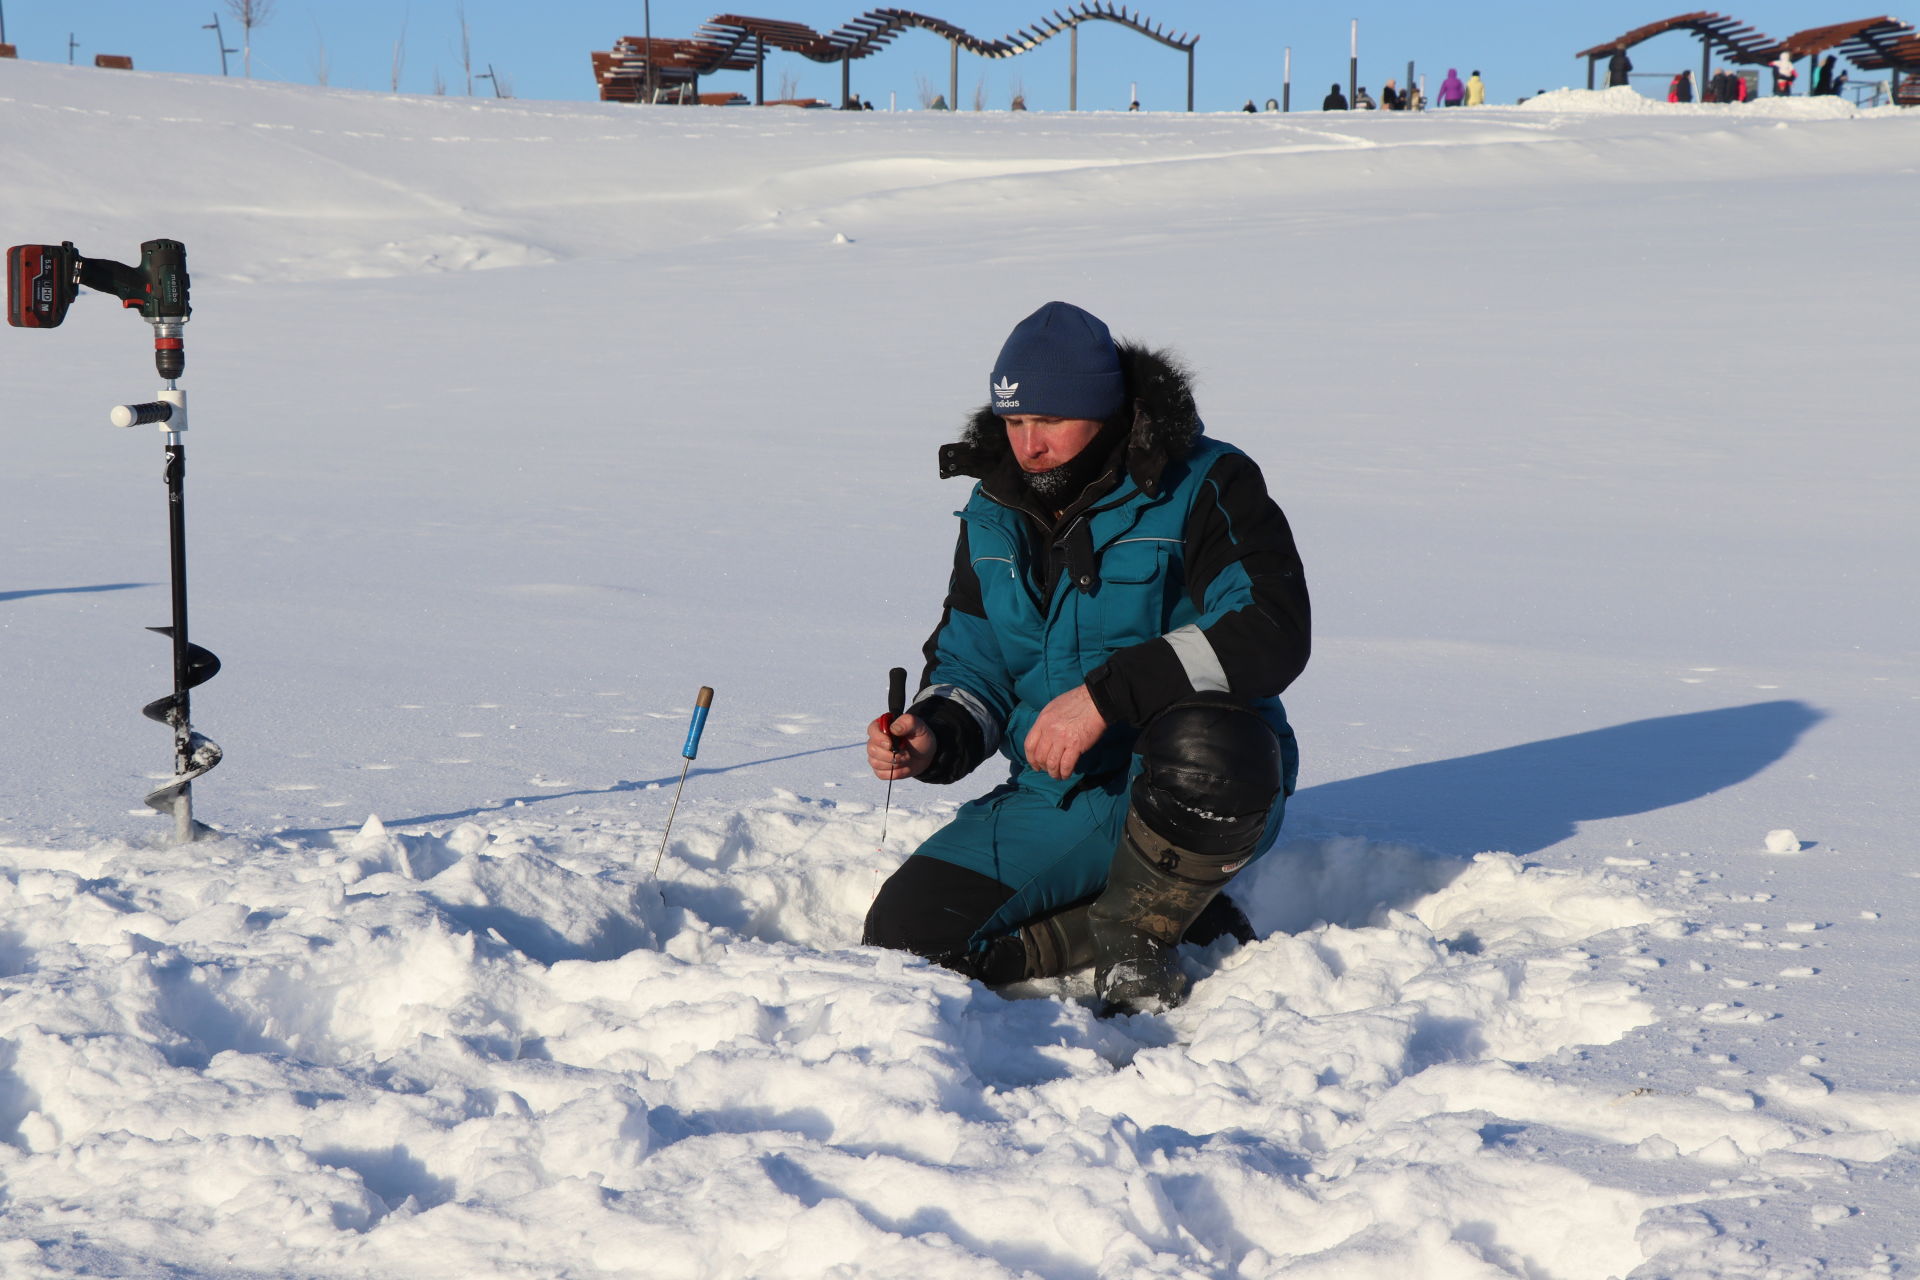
[{"xmin": 938, "ymin": 342, "xmax": 1203, "ymax": 499}]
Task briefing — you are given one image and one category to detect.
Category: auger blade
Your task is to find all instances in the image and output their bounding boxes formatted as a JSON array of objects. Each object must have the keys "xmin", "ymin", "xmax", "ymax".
[
  {"xmin": 143, "ymin": 732, "xmax": 223, "ymax": 814},
  {"xmin": 141, "ymin": 628, "xmax": 221, "ymax": 724}
]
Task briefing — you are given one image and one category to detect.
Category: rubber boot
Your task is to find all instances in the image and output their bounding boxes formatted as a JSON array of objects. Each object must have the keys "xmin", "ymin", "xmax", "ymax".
[
  {"xmin": 993, "ymin": 892, "xmax": 1246, "ymax": 985},
  {"xmin": 1016, "ymin": 903, "xmax": 1095, "ymax": 977},
  {"xmin": 1088, "ymin": 810, "xmax": 1253, "ymax": 1013}
]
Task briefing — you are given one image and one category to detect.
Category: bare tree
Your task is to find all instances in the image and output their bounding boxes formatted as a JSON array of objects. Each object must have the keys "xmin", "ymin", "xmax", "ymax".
[
  {"xmin": 972, "ymin": 74, "xmax": 986, "ymax": 112},
  {"xmin": 391, "ymin": 14, "xmax": 408, "ymax": 93},
  {"xmin": 223, "ymin": 0, "xmax": 277, "ymax": 79},
  {"xmin": 456, "ymin": 2, "xmax": 472, "ymax": 96},
  {"xmin": 432, "ymin": 67, "xmax": 446, "ymax": 96},
  {"xmin": 311, "ymin": 18, "xmax": 329, "ymax": 87},
  {"xmin": 777, "ymin": 68, "xmax": 800, "ymax": 101}
]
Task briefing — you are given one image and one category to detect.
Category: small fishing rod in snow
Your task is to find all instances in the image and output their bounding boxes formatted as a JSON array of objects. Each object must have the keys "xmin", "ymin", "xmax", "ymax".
[
  {"xmin": 7, "ymin": 238, "xmax": 222, "ymax": 844},
  {"xmin": 879, "ymin": 666, "xmax": 906, "ymax": 849},
  {"xmin": 653, "ymin": 686, "xmax": 713, "ymax": 875}
]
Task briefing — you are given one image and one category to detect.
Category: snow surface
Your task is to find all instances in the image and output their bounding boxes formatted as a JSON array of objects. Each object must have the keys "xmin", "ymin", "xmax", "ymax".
[{"xmin": 4, "ymin": 63, "xmax": 1920, "ymax": 1278}]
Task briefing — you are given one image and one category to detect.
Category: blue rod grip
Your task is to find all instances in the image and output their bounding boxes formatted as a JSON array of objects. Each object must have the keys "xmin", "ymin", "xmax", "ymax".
[{"xmin": 681, "ymin": 686, "xmax": 714, "ymax": 759}]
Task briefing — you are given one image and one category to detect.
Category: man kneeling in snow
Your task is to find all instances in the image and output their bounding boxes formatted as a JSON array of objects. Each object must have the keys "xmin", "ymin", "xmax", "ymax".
[{"xmin": 863, "ymin": 302, "xmax": 1311, "ymax": 1012}]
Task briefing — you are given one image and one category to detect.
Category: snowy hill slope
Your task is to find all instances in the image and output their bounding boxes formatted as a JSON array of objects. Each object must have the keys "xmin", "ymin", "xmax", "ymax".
[{"xmin": 4, "ymin": 60, "xmax": 1919, "ymax": 1278}]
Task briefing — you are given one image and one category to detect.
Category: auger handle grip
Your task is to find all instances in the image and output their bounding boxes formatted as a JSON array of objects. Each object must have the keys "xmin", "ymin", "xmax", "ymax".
[{"xmin": 110, "ymin": 401, "xmax": 174, "ymax": 428}]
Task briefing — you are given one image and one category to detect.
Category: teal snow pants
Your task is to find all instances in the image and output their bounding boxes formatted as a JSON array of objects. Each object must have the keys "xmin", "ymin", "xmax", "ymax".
[{"xmin": 914, "ymin": 728, "xmax": 1296, "ymax": 950}]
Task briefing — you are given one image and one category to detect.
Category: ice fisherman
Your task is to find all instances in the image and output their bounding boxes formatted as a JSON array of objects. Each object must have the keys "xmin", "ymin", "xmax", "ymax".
[{"xmin": 861, "ymin": 302, "xmax": 1311, "ymax": 1013}]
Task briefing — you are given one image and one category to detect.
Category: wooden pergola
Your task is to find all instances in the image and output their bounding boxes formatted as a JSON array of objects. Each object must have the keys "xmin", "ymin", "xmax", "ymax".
[
  {"xmin": 1576, "ymin": 11, "xmax": 1920, "ymax": 99},
  {"xmin": 594, "ymin": 4, "xmax": 1202, "ymax": 111},
  {"xmin": 1576, "ymin": 12, "xmax": 1776, "ymax": 89},
  {"xmin": 1827, "ymin": 18, "xmax": 1920, "ymax": 100}
]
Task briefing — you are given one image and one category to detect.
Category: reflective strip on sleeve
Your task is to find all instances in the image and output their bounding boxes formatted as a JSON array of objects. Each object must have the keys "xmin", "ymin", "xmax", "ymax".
[
  {"xmin": 1164, "ymin": 625, "xmax": 1230, "ymax": 693},
  {"xmin": 919, "ymin": 683, "xmax": 1004, "ymax": 754}
]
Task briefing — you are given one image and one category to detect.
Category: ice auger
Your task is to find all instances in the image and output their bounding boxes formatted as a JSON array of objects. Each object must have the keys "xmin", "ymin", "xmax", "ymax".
[{"xmin": 8, "ymin": 239, "xmax": 222, "ymax": 842}]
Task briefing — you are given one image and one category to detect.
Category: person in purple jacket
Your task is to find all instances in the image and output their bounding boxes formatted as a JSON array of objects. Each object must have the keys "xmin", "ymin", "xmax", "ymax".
[{"xmin": 1438, "ymin": 68, "xmax": 1466, "ymax": 107}]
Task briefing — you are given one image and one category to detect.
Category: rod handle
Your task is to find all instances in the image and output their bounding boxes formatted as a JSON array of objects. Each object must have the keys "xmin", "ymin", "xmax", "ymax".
[
  {"xmin": 681, "ymin": 686, "xmax": 714, "ymax": 759},
  {"xmin": 883, "ymin": 666, "xmax": 907, "ymax": 735}
]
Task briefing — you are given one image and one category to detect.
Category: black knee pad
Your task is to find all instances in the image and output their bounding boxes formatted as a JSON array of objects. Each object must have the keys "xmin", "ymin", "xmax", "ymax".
[{"xmin": 1132, "ymin": 694, "xmax": 1281, "ymax": 855}]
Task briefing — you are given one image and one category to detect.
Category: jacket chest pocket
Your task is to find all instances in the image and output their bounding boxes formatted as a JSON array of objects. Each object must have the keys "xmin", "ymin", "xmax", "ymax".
[
  {"xmin": 968, "ymin": 527, "xmax": 1046, "ymax": 667},
  {"xmin": 1085, "ymin": 537, "xmax": 1184, "ymax": 651}
]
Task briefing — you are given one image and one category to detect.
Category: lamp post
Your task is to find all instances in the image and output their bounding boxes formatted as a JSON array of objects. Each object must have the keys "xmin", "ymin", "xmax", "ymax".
[
  {"xmin": 1349, "ymin": 19, "xmax": 1358, "ymax": 109},
  {"xmin": 203, "ymin": 13, "xmax": 237, "ymax": 76},
  {"xmin": 643, "ymin": 0, "xmax": 653, "ymax": 103}
]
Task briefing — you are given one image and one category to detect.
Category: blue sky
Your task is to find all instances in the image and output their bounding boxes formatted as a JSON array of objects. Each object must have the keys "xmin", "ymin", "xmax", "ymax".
[{"xmin": 1, "ymin": 3, "xmax": 1898, "ymax": 110}]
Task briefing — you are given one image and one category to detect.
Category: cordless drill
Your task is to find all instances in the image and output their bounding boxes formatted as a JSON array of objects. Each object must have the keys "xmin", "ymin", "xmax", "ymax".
[{"xmin": 7, "ymin": 239, "xmax": 192, "ymax": 379}]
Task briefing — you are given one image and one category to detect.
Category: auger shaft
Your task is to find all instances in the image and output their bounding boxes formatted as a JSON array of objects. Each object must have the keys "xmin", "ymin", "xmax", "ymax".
[
  {"xmin": 163, "ymin": 427, "xmax": 197, "ymax": 840},
  {"xmin": 120, "ymin": 392, "xmax": 222, "ymax": 842}
]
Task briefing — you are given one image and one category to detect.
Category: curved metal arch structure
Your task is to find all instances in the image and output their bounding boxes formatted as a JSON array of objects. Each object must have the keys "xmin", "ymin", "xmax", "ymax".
[{"xmin": 598, "ymin": 5, "xmax": 1201, "ymax": 111}]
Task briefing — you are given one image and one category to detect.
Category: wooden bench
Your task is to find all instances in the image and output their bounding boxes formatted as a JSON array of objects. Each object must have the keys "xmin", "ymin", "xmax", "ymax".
[
  {"xmin": 95, "ymin": 54, "xmax": 135, "ymax": 70},
  {"xmin": 0, "ymin": 44, "xmax": 19, "ymax": 59},
  {"xmin": 1895, "ymin": 73, "xmax": 1920, "ymax": 106}
]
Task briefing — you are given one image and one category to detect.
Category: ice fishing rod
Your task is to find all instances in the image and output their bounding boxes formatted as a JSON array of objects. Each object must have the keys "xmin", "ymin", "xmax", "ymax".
[
  {"xmin": 7, "ymin": 238, "xmax": 222, "ymax": 844},
  {"xmin": 879, "ymin": 666, "xmax": 906, "ymax": 848},
  {"xmin": 653, "ymin": 686, "xmax": 713, "ymax": 875}
]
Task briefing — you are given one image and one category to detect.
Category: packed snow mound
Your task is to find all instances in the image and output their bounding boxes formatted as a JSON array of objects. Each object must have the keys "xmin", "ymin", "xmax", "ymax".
[{"xmin": 1516, "ymin": 85, "xmax": 1866, "ymax": 118}]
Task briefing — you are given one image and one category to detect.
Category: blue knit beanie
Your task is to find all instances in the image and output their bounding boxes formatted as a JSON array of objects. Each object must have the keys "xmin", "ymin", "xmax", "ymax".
[{"xmin": 989, "ymin": 301, "xmax": 1126, "ymax": 420}]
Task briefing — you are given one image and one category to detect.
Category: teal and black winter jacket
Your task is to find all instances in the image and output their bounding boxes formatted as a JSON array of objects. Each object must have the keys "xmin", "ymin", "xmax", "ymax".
[{"xmin": 912, "ymin": 344, "xmax": 1309, "ymax": 800}]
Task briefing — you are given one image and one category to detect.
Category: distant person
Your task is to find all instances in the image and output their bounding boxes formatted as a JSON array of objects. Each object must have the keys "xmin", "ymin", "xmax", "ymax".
[
  {"xmin": 1832, "ymin": 68, "xmax": 1849, "ymax": 99},
  {"xmin": 1323, "ymin": 83, "xmax": 1348, "ymax": 111},
  {"xmin": 1011, "ymin": 94, "xmax": 1027, "ymax": 111},
  {"xmin": 1813, "ymin": 54, "xmax": 1837, "ymax": 95},
  {"xmin": 1772, "ymin": 50, "xmax": 1797, "ymax": 95},
  {"xmin": 1668, "ymin": 70, "xmax": 1694, "ymax": 103},
  {"xmin": 1408, "ymin": 83, "xmax": 1425, "ymax": 110},
  {"xmin": 1381, "ymin": 78, "xmax": 1403, "ymax": 110},
  {"xmin": 1354, "ymin": 86, "xmax": 1376, "ymax": 110},
  {"xmin": 1128, "ymin": 98, "xmax": 1141, "ymax": 111},
  {"xmin": 1242, "ymin": 98, "xmax": 1257, "ymax": 113},
  {"xmin": 1466, "ymin": 70, "xmax": 1485, "ymax": 105},
  {"xmin": 1607, "ymin": 47, "xmax": 1633, "ymax": 88},
  {"xmin": 1438, "ymin": 68, "xmax": 1465, "ymax": 106},
  {"xmin": 929, "ymin": 93, "xmax": 949, "ymax": 111}
]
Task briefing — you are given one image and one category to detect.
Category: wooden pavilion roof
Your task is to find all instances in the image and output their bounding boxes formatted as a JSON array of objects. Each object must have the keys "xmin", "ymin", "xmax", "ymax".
[
  {"xmin": 1575, "ymin": 11, "xmax": 1777, "ymax": 62},
  {"xmin": 1775, "ymin": 15, "xmax": 1916, "ymax": 61}
]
